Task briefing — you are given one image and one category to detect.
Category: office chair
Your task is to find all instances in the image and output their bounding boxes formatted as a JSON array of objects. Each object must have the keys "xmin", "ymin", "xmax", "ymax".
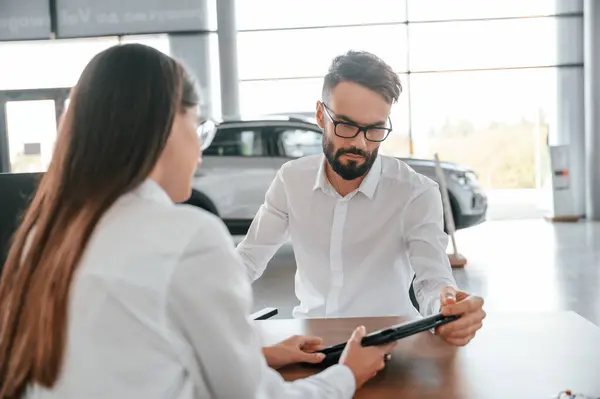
[{"xmin": 409, "ymin": 277, "xmax": 420, "ymax": 312}]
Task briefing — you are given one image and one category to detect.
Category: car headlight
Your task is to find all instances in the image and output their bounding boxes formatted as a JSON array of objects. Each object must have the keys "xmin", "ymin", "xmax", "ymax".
[
  {"xmin": 449, "ymin": 171, "xmax": 480, "ymax": 187},
  {"xmin": 465, "ymin": 171, "xmax": 480, "ymax": 186},
  {"xmin": 449, "ymin": 172, "xmax": 468, "ymax": 186}
]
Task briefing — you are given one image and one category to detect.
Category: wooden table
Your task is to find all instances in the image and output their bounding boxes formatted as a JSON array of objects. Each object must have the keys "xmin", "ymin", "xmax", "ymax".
[{"xmin": 256, "ymin": 311, "xmax": 600, "ymax": 399}]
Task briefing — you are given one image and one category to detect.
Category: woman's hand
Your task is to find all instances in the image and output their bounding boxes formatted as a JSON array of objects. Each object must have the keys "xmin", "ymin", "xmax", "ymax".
[
  {"xmin": 263, "ymin": 335, "xmax": 326, "ymax": 369},
  {"xmin": 339, "ymin": 326, "xmax": 397, "ymax": 389}
]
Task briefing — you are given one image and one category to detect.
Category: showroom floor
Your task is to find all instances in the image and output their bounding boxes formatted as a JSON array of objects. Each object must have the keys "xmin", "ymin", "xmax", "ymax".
[{"xmin": 239, "ymin": 219, "xmax": 600, "ymax": 326}]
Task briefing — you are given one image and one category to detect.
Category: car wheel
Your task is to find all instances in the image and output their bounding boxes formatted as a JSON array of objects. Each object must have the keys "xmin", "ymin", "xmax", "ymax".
[
  {"xmin": 185, "ymin": 190, "xmax": 238, "ymax": 245},
  {"xmin": 185, "ymin": 190, "xmax": 218, "ymax": 216}
]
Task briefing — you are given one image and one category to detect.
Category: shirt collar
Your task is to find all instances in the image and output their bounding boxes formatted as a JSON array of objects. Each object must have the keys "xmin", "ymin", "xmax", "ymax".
[
  {"xmin": 313, "ymin": 154, "xmax": 382, "ymax": 199},
  {"xmin": 359, "ymin": 155, "xmax": 382, "ymax": 199},
  {"xmin": 132, "ymin": 178, "xmax": 174, "ymax": 205},
  {"xmin": 313, "ymin": 155, "xmax": 329, "ymax": 192}
]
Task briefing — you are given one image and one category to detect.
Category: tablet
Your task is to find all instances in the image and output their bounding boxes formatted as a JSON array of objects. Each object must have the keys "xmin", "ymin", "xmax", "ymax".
[{"xmin": 302, "ymin": 313, "xmax": 460, "ymax": 368}]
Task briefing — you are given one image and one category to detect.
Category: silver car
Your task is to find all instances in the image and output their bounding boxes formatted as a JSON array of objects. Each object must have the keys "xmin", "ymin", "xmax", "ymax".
[{"xmin": 189, "ymin": 115, "xmax": 487, "ymax": 234}]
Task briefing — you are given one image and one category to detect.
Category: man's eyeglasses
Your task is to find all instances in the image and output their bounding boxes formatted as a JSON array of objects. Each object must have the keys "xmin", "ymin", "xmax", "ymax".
[
  {"xmin": 197, "ymin": 119, "xmax": 217, "ymax": 151},
  {"xmin": 321, "ymin": 101, "xmax": 392, "ymax": 143}
]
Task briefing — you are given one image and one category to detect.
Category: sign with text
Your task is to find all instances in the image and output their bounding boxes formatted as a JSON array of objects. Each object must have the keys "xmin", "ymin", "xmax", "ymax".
[
  {"xmin": 0, "ymin": 0, "xmax": 51, "ymax": 41},
  {"xmin": 55, "ymin": 0, "xmax": 209, "ymax": 38}
]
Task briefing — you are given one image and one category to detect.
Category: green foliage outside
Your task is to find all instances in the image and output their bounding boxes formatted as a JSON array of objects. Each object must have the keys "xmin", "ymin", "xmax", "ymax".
[{"xmin": 381, "ymin": 119, "xmax": 550, "ymax": 189}]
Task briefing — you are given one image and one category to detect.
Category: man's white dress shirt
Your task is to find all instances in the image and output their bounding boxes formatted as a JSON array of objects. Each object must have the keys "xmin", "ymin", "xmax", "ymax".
[
  {"xmin": 25, "ymin": 179, "xmax": 355, "ymax": 399},
  {"xmin": 236, "ymin": 154, "xmax": 457, "ymax": 319}
]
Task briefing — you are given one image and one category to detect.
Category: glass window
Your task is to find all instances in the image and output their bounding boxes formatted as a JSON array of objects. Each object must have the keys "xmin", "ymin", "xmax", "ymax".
[
  {"xmin": 206, "ymin": 0, "xmax": 218, "ymax": 31},
  {"xmin": 240, "ymin": 78, "xmax": 323, "ymax": 115},
  {"xmin": 379, "ymin": 87, "xmax": 410, "ymax": 157},
  {"xmin": 408, "ymin": 16, "xmax": 582, "ymax": 71},
  {"xmin": 409, "ymin": 68, "xmax": 557, "ymax": 189},
  {"xmin": 277, "ymin": 128, "xmax": 323, "ymax": 158},
  {"xmin": 5, "ymin": 99, "xmax": 58, "ymax": 172},
  {"xmin": 0, "ymin": 35, "xmax": 173, "ymax": 91},
  {"xmin": 0, "ymin": 36, "xmax": 118, "ymax": 90},
  {"xmin": 238, "ymin": 25, "xmax": 408, "ymax": 80},
  {"xmin": 203, "ymin": 128, "xmax": 264, "ymax": 157},
  {"xmin": 407, "ymin": 0, "xmax": 582, "ymax": 21},
  {"xmin": 236, "ymin": 0, "xmax": 406, "ymax": 30}
]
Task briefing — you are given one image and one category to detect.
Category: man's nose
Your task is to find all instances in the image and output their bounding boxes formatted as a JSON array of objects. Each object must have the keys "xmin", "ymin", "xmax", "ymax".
[{"xmin": 347, "ymin": 131, "xmax": 368, "ymax": 149}]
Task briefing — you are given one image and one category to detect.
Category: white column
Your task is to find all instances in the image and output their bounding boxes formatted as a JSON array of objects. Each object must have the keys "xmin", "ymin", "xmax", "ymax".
[
  {"xmin": 216, "ymin": 0, "xmax": 241, "ymax": 119},
  {"xmin": 169, "ymin": 33, "xmax": 214, "ymax": 119},
  {"xmin": 548, "ymin": 2, "xmax": 585, "ymax": 217},
  {"xmin": 584, "ymin": 0, "xmax": 600, "ymax": 219},
  {"xmin": 552, "ymin": 70, "xmax": 585, "ymax": 216}
]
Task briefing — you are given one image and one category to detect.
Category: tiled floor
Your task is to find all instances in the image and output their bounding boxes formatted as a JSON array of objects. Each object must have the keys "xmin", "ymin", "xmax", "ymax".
[{"xmin": 243, "ymin": 219, "xmax": 600, "ymax": 325}]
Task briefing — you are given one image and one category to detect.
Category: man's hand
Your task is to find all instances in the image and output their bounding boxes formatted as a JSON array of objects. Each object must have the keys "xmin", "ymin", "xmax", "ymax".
[
  {"xmin": 262, "ymin": 335, "xmax": 326, "ymax": 369},
  {"xmin": 436, "ymin": 286, "xmax": 486, "ymax": 346}
]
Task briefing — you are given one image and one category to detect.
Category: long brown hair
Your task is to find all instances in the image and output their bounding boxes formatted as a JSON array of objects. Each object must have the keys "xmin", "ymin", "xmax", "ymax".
[{"xmin": 0, "ymin": 44, "xmax": 198, "ymax": 397}]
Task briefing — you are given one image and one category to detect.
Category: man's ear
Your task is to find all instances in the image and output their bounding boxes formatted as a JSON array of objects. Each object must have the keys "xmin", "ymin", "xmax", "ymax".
[{"xmin": 315, "ymin": 101, "xmax": 325, "ymax": 129}]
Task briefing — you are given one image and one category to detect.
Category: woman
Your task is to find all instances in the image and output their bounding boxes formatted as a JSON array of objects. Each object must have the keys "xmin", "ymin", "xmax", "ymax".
[{"xmin": 0, "ymin": 44, "xmax": 395, "ymax": 398}]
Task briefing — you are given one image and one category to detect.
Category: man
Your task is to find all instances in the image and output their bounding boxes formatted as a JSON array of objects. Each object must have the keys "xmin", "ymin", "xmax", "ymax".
[{"xmin": 236, "ymin": 50, "xmax": 485, "ymax": 346}]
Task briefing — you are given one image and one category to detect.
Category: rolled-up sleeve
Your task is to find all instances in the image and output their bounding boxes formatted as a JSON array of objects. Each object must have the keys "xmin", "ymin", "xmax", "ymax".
[
  {"xmin": 167, "ymin": 215, "xmax": 355, "ymax": 398},
  {"xmin": 403, "ymin": 185, "xmax": 457, "ymax": 317}
]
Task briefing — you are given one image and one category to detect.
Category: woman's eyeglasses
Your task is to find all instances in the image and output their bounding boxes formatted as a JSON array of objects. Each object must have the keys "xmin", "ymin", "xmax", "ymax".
[{"xmin": 197, "ymin": 120, "xmax": 217, "ymax": 151}]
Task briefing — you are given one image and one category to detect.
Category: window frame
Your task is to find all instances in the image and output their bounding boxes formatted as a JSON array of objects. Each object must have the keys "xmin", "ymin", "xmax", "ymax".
[
  {"xmin": 406, "ymin": 0, "xmax": 582, "ymax": 22},
  {"xmin": 202, "ymin": 125, "xmax": 269, "ymax": 158},
  {"xmin": 407, "ymin": 67, "xmax": 558, "ymax": 189},
  {"xmin": 407, "ymin": 15, "xmax": 583, "ymax": 72},
  {"xmin": 237, "ymin": 24, "xmax": 409, "ymax": 81},
  {"xmin": 264, "ymin": 123, "xmax": 324, "ymax": 158}
]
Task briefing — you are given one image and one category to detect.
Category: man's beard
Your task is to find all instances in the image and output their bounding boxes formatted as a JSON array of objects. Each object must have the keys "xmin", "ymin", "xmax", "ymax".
[{"xmin": 323, "ymin": 134, "xmax": 378, "ymax": 181}]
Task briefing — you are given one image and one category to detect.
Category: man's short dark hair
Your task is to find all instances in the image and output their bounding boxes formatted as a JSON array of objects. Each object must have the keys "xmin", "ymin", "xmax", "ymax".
[{"xmin": 322, "ymin": 50, "xmax": 402, "ymax": 104}]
